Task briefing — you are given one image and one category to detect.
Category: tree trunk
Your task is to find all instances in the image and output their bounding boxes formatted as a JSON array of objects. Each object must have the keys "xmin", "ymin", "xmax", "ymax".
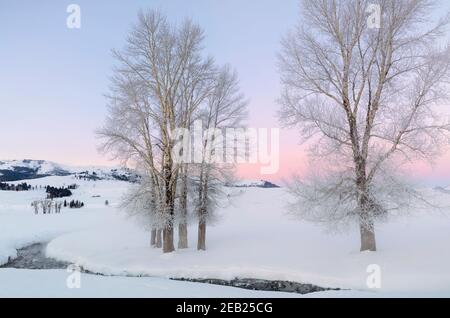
[
  {"xmin": 197, "ymin": 221, "xmax": 206, "ymax": 251},
  {"xmin": 163, "ymin": 226, "xmax": 175, "ymax": 253},
  {"xmin": 156, "ymin": 229, "xmax": 162, "ymax": 248},
  {"xmin": 358, "ymin": 189, "xmax": 377, "ymax": 252},
  {"xmin": 162, "ymin": 155, "xmax": 175, "ymax": 253},
  {"xmin": 162, "ymin": 204, "xmax": 175, "ymax": 253},
  {"xmin": 178, "ymin": 223, "xmax": 188, "ymax": 249},
  {"xmin": 178, "ymin": 172, "xmax": 188, "ymax": 249},
  {"xmin": 355, "ymin": 160, "xmax": 377, "ymax": 252},
  {"xmin": 360, "ymin": 222, "xmax": 377, "ymax": 252},
  {"xmin": 150, "ymin": 228, "xmax": 157, "ymax": 246}
]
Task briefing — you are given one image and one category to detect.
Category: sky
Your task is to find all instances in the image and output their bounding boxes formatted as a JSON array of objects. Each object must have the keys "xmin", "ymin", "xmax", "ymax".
[{"xmin": 0, "ymin": 0, "xmax": 449, "ymax": 185}]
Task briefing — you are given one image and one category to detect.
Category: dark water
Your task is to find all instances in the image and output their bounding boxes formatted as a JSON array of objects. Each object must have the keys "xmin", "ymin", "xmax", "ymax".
[
  {"xmin": 0, "ymin": 243, "xmax": 69, "ymax": 270},
  {"xmin": 1, "ymin": 244, "xmax": 339, "ymax": 295},
  {"xmin": 173, "ymin": 278, "xmax": 339, "ymax": 295}
]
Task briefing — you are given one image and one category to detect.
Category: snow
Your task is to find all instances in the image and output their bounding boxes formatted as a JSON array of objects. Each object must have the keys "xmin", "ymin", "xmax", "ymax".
[
  {"xmin": 0, "ymin": 159, "xmax": 136, "ymax": 182},
  {"xmin": 228, "ymin": 179, "xmax": 279, "ymax": 188},
  {"xmin": 0, "ymin": 269, "xmax": 311, "ymax": 298},
  {"xmin": 0, "ymin": 176, "xmax": 125, "ymax": 265},
  {"xmin": 0, "ymin": 159, "xmax": 69, "ymax": 175},
  {"xmin": 1, "ymin": 175, "xmax": 450, "ymax": 297}
]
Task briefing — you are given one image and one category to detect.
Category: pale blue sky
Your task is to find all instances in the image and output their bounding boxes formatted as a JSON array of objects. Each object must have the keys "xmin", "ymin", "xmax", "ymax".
[
  {"xmin": 1, "ymin": 0, "xmax": 450, "ymax": 184},
  {"xmin": 0, "ymin": 0, "xmax": 299, "ymax": 167}
]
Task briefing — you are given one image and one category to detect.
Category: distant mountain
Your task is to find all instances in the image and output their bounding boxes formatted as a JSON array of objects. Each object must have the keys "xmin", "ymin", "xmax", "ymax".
[
  {"xmin": 434, "ymin": 186, "xmax": 450, "ymax": 194},
  {"xmin": 0, "ymin": 160, "xmax": 139, "ymax": 183},
  {"xmin": 73, "ymin": 168, "xmax": 140, "ymax": 183},
  {"xmin": 226, "ymin": 180, "xmax": 281, "ymax": 189},
  {"xmin": 0, "ymin": 160, "xmax": 279, "ymax": 187},
  {"xmin": 0, "ymin": 160, "xmax": 70, "ymax": 181}
]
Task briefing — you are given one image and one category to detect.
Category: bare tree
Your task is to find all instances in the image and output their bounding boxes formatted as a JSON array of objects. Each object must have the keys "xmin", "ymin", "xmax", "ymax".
[
  {"xmin": 98, "ymin": 10, "xmax": 215, "ymax": 253},
  {"xmin": 32, "ymin": 201, "xmax": 39, "ymax": 215},
  {"xmin": 121, "ymin": 174, "xmax": 165, "ymax": 245},
  {"xmin": 175, "ymin": 47, "xmax": 215, "ymax": 249},
  {"xmin": 279, "ymin": 0, "xmax": 450, "ymax": 251},
  {"xmin": 194, "ymin": 66, "xmax": 247, "ymax": 250}
]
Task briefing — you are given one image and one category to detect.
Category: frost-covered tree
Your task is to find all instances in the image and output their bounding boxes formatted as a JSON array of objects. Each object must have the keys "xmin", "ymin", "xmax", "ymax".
[
  {"xmin": 175, "ymin": 46, "xmax": 215, "ymax": 249},
  {"xmin": 121, "ymin": 174, "xmax": 164, "ymax": 247},
  {"xmin": 194, "ymin": 66, "xmax": 247, "ymax": 250},
  {"xmin": 98, "ymin": 10, "xmax": 214, "ymax": 253},
  {"xmin": 279, "ymin": 0, "xmax": 450, "ymax": 251},
  {"xmin": 32, "ymin": 201, "xmax": 39, "ymax": 215},
  {"xmin": 98, "ymin": 9, "xmax": 245, "ymax": 253}
]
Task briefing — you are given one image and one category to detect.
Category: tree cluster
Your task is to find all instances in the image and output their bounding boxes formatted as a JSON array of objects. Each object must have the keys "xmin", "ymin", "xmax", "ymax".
[
  {"xmin": 99, "ymin": 10, "xmax": 247, "ymax": 253},
  {"xmin": 67, "ymin": 200, "xmax": 84, "ymax": 209},
  {"xmin": 32, "ymin": 200, "xmax": 63, "ymax": 215},
  {"xmin": 0, "ymin": 182, "xmax": 32, "ymax": 191},
  {"xmin": 75, "ymin": 171, "xmax": 101, "ymax": 181},
  {"xmin": 46, "ymin": 186, "xmax": 73, "ymax": 199}
]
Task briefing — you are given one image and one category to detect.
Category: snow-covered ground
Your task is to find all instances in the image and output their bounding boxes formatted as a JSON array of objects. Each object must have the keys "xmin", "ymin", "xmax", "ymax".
[
  {"xmin": 0, "ymin": 269, "xmax": 308, "ymax": 298},
  {"xmin": 1, "ymin": 175, "xmax": 450, "ymax": 297}
]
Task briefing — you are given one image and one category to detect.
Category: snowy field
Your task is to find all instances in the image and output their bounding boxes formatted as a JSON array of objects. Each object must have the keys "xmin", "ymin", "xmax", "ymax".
[
  {"xmin": 1, "ymin": 175, "xmax": 450, "ymax": 297},
  {"xmin": 0, "ymin": 269, "xmax": 307, "ymax": 298}
]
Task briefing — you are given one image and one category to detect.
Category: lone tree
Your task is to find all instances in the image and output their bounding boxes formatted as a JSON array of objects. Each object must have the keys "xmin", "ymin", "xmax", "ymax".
[{"xmin": 279, "ymin": 0, "xmax": 450, "ymax": 251}]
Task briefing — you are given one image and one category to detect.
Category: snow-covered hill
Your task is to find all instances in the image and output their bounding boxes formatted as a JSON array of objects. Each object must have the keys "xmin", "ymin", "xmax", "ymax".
[
  {"xmin": 0, "ymin": 159, "xmax": 139, "ymax": 183},
  {"xmin": 0, "ymin": 160, "xmax": 277, "ymax": 186},
  {"xmin": 226, "ymin": 179, "xmax": 281, "ymax": 188},
  {"xmin": 0, "ymin": 160, "xmax": 70, "ymax": 181},
  {"xmin": 1, "ymin": 175, "xmax": 450, "ymax": 297}
]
